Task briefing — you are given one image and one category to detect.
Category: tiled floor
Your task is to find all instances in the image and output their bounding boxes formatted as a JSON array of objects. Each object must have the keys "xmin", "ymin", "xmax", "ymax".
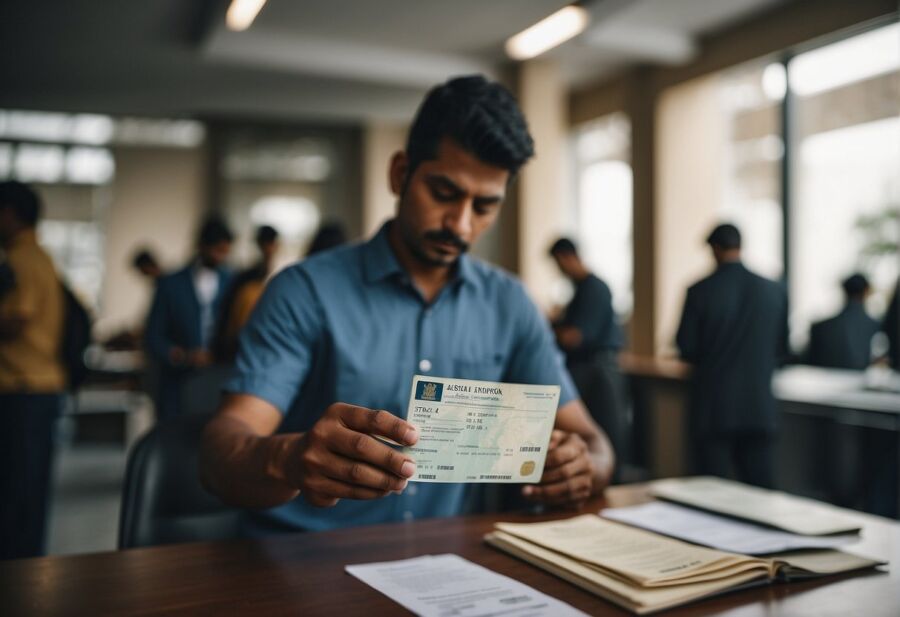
[{"xmin": 47, "ymin": 444, "xmax": 127, "ymax": 556}]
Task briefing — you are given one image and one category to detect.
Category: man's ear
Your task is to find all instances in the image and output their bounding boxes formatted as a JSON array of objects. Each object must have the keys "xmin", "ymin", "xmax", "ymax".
[{"xmin": 389, "ymin": 151, "xmax": 409, "ymax": 197}]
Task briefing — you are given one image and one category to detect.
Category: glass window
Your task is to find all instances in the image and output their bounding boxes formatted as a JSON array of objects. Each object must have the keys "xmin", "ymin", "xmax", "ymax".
[
  {"xmin": 789, "ymin": 23, "xmax": 900, "ymax": 348},
  {"xmin": 718, "ymin": 59, "xmax": 784, "ymax": 281},
  {"xmin": 572, "ymin": 112, "xmax": 633, "ymax": 317}
]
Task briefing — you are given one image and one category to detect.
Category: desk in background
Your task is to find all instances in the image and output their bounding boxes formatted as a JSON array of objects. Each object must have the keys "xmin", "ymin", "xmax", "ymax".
[
  {"xmin": 1, "ymin": 484, "xmax": 897, "ymax": 616},
  {"xmin": 619, "ymin": 357, "xmax": 900, "ymax": 518}
]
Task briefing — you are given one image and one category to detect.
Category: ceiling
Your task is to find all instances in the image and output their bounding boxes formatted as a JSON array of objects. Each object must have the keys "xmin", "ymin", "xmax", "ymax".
[{"xmin": 0, "ymin": 0, "xmax": 791, "ymax": 124}]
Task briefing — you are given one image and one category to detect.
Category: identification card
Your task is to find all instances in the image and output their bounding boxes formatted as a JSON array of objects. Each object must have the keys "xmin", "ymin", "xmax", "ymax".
[{"xmin": 403, "ymin": 375, "xmax": 559, "ymax": 483}]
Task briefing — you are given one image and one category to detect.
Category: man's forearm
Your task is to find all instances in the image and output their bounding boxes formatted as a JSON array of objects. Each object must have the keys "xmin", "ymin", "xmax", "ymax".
[{"xmin": 200, "ymin": 415, "xmax": 301, "ymax": 509}]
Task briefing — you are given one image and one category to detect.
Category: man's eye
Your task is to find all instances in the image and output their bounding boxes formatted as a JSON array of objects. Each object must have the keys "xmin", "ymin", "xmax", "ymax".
[{"xmin": 432, "ymin": 189, "xmax": 456, "ymax": 201}]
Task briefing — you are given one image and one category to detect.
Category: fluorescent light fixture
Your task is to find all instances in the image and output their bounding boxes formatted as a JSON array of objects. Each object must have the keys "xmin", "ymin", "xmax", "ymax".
[
  {"xmin": 226, "ymin": 0, "xmax": 267, "ymax": 32},
  {"xmin": 505, "ymin": 5, "xmax": 589, "ymax": 61}
]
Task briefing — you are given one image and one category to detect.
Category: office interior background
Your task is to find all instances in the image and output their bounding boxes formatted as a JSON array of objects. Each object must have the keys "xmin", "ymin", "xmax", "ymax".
[{"xmin": 0, "ymin": 0, "xmax": 898, "ymax": 556}]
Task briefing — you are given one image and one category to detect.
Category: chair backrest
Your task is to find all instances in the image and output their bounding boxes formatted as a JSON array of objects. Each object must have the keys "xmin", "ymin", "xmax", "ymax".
[{"xmin": 118, "ymin": 415, "xmax": 240, "ymax": 549}]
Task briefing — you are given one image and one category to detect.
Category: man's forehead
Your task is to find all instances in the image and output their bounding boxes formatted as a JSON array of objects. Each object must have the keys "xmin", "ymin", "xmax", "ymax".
[{"xmin": 418, "ymin": 141, "xmax": 509, "ymax": 195}]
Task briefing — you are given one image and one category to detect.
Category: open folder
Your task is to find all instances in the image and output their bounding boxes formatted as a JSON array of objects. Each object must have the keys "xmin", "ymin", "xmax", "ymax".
[{"xmin": 485, "ymin": 515, "xmax": 884, "ymax": 614}]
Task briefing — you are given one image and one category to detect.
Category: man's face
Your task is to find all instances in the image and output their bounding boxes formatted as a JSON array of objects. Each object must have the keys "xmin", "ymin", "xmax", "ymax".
[
  {"xmin": 390, "ymin": 138, "xmax": 508, "ymax": 268},
  {"xmin": 552, "ymin": 252, "xmax": 578, "ymax": 279},
  {"xmin": 199, "ymin": 240, "xmax": 232, "ymax": 269},
  {"xmin": 259, "ymin": 239, "xmax": 279, "ymax": 263}
]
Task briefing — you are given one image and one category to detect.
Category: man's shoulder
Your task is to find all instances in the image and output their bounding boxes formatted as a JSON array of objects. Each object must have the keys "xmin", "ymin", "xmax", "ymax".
[{"xmin": 464, "ymin": 256, "xmax": 528, "ymax": 297}]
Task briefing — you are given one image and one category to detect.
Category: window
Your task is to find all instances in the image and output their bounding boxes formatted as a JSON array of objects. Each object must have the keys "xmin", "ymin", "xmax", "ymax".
[
  {"xmin": 572, "ymin": 112, "xmax": 633, "ymax": 317},
  {"xmin": 788, "ymin": 23, "xmax": 900, "ymax": 348}
]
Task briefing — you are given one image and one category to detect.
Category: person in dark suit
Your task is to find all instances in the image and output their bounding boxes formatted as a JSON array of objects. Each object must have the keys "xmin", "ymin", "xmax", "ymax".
[
  {"xmin": 676, "ymin": 223, "xmax": 788, "ymax": 488},
  {"xmin": 806, "ymin": 273, "xmax": 879, "ymax": 370},
  {"xmin": 145, "ymin": 218, "xmax": 234, "ymax": 420},
  {"xmin": 884, "ymin": 281, "xmax": 899, "ymax": 370},
  {"xmin": 549, "ymin": 238, "xmax": 626, "ymax": 462}
]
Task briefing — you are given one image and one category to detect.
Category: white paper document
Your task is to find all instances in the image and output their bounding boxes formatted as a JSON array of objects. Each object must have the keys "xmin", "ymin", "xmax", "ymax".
[
  {"xmin": 345, "ymin": 554, "xmax": 587, "ymax": 617},
  {"xmin": 602, "ymin": 501, "xmax": 859, "ymax": 555},
  {"xmin": 404, "ymin": 375, "xmax": 559, "ymax": 483},
  {"xmin": 651, "ymin": 477, "xmax": 862, "ymax": 535}
]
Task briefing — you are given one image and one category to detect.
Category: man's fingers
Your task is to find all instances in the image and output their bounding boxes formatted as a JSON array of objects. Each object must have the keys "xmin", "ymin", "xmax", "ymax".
[
  {"xmin": 325, "ymin": 456, "xmax": 410, "ymax": 492},
  {"xmin": 340, "ymin": 406, "xmax": 418, "ymax": 446},
  {"xmin": 540, "ymin": 455, "xmax": 591, "ymax": 485},
  {"xmin": 330, "ymin": 427, "xmax": 416, "ymax": 479},
  {"xmin": 544, "ymin": 434, "xmax": 587, "ymax": 469},
  {"xmin": 305, "ymin": 476, "xmax": 394, "ymax": 505},
  {"xmin": 523, "ymin": 476, "xmax": 591, "ymax": 505}
]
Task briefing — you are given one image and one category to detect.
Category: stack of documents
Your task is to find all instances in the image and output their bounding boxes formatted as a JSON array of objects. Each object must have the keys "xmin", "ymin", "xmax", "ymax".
[
  {"xmin": 650, "ymin": 476, "xmax": 862, "ymax": 535},
  {"xmin": 485, "ymin": 515, "xmax": 883, "ymax": 614},
  {"xmin": 602, "ymin": 501, "xmax": 858, "ymax": 555}
]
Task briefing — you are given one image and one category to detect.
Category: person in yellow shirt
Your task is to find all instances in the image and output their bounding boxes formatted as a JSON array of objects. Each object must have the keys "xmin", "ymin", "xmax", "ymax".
[
  {"xmin": 0, "ymin": 181, "xmax": 65, "ymax": 560},
  {"xmin": 213, "ymin": 225, "xmax": 280, "ymax": 363}
]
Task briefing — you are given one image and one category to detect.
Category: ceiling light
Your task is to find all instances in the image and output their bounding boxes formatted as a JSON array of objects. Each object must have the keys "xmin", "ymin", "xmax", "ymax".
[
  {"xmin": 505, "ymin": 5, "xmax": 589, "ymax": 61},
  {"xmin": 226, "ymin": 0, "xmax": 267, "ymax": 32}
]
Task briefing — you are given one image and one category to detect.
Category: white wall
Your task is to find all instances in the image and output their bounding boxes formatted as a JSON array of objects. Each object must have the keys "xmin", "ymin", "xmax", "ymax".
[
  {"xmin": 655, "ymin": 74, "xmax": 726, "ymax": 354},
  {"xmin": 96, "ymin": 146, "xmax": 207, "ymax": 337},
  {"xmin": 518, "ymin": 59, "xmax": 571, "ymax": 310},
  {"xmin": 362, "ymin": 122, "xmax": 407, "ymax": 237}
]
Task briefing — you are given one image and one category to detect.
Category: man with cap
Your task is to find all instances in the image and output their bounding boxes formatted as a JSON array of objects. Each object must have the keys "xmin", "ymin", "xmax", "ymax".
[
  {"xmin": 676, "ymin": 223, "xmax": 788, "ymax": 488},
  {"xmin": 806, "ymin": 274, "xmax": 879, "ymax": 370}
]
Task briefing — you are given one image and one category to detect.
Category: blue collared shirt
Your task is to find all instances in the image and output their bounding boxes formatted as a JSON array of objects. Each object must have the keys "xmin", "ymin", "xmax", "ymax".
[{"xmin": 226, "ymin": 221, "xmax": 576, "ymax": 533}]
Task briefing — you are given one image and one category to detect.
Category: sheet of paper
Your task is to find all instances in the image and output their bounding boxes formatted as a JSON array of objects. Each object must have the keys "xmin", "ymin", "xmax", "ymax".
[
  {"xmin": 651, "ymin": 477, "xmax": 862, "ymax": 536},
  {"xmin": 403, "ymin": 375, "xmax": 559, "ymax": 483},
  {"xmin": 602, "ymin": 501, "xmax": 859, "ymax": 555},
  {"xmin": 345, "ymin": 554, "xmax": 588, "ymax": 617},
  {"xmin": 495, "ymin": 515, "xmax": 768, "ymax": 587}
]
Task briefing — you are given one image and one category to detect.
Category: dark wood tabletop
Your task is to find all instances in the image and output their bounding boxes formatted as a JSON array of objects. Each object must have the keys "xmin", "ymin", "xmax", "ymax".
[{"xmin": 1, "ymin": 484, "xmax": 897, "ymax": 616}]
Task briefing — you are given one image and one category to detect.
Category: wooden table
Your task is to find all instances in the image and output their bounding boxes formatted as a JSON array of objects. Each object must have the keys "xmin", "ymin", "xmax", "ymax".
[{"xmin": 1, "ymin": 484, "xmax": 897, "ymax": 616}]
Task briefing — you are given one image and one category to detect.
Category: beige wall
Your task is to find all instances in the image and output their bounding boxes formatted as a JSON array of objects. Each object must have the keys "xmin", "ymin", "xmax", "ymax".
[
  {"xmin": 96, "ymin": 146, "xmax": 207, "ymax": 337},
  {"xmin": 518, "ymin": 59, "xmax": 570, "ymax": 310},
  {"xmin": 654, "ymin": 74, "xmax": 725, "ymax": 355},
  {"xmin": 362, "ymin": 122, "xmax": 407, "ymax": 238}
]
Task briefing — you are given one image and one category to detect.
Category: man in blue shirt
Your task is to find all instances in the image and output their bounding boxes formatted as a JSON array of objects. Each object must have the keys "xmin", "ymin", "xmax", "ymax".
[{"xmin": 200, "ymin": 75, "xmax": 615, "ymax": 534}]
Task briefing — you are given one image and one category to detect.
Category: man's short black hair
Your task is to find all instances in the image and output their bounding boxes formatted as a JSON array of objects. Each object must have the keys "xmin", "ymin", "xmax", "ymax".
[
  {"xmin": 306, "ymin": 222, "xmax": 347, "ymax": 257},
  {"xmin": 132, "ymin": 248, "xmax": 158, "ymax": 270},
  {"xmin": 706, "ymin": 223, "xmax": 742, "ymax": 250},
  {"xmin": 0, "ymin": 180, "xmax": 41, "ymax": 226},
  {"xmin": 549, "ymin": 237, "xmax": 578, "ymax": 257},
  {"xmin": 842, "ymin": 273, "xmax": 870, "ymax": 297},
  {"xmin": 405, "ymin": 74, "xmax": 534, "ymax": 180},
  {"xmin": 197, "ymin": 217, "xmax": 234, "ymax": 247},
  {"xmin": 255, "ymin": 225, "xmax": 279, "ymax": 246}
]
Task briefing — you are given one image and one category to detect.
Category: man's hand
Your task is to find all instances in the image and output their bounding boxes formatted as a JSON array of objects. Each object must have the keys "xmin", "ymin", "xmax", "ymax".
[
  {"xmin": 522, "ymin": 430, "xmax": 595, "ymax": 508},
  {"xmin": 187, "ymin": 349, "xmax": 213, "ymax": 368},
  {"xmin": 287, "ymin": 403, "xmax": 419, "ymax": 507}
]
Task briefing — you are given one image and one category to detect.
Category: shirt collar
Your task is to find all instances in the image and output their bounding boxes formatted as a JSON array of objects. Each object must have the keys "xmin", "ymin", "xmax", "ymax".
[{"xmin": 362, "ymin": 220, "xmax": 475, "ymax": 289}]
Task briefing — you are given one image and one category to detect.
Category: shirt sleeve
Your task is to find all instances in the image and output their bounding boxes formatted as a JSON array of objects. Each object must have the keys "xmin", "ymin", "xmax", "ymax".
[
  {"xmin": 503, "ymin": 281, "xmax": 578, "ymax": 406},
  {"xmin": 0, "ymin": 258, "xmax": 38, "ymax": 322},
  {"xmin": 224, "ymin": 267, "xmax": 324, "ymax": 414},
  {"xmin": 564, "ymin": 278, "xmax": 613, "ymax": 351}
]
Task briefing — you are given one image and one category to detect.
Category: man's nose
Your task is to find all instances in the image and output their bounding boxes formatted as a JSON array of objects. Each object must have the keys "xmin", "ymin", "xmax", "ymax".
[{"xmin": 443, "ymin": 202, "xmax": 473, "ymax": 239}]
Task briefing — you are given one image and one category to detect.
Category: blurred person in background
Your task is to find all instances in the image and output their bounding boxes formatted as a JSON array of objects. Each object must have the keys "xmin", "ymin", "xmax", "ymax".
[
  {"xmin": 805, "ymin": 273, "xmax": 879, "ymax": 370},
  {"xmin": 885, "ymin": 280, "xmax": 899, "ymax": 371},
  {"xmin": 144, "ymin": 218, "xmax": 234, "ymax": 420},
  {"xmin": 305, "ymin": 222, "xmax": 347, "ymax": 257},
  {"xmin": 0, "ymin": 181, "xmax": 65, "ymax": 559},
  {"xmin": 103, "ymin": 248, "xmax": 165, "ymax": 351},
  {"xmin": 676, "ymin": 223, "xmax": 788, "ymax": 488},
  {"xmin": 132, "ymin": 248, "xmax": 162, "ymax": 282},
  {"xmin": 549, "ymin": 237, "xmax": 625, "ymax": 465},
  {"xmin": 213, "ymin": 225, "xmax": 280, "ymax": 363}
]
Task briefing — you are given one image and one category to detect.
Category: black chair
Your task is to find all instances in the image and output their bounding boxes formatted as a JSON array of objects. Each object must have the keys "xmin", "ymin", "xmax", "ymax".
[{"xmin": 118, "ymin": 414, "xmax": 241, "ymax": 549}]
